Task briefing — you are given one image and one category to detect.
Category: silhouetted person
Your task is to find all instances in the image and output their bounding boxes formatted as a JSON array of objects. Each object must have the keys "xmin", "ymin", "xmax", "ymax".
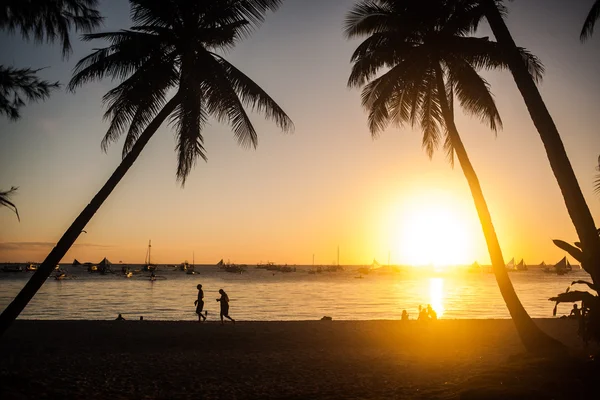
[
  {"xmin": 216, "ymin": 289, "xmax": 235, "ymax": 325},
  {"xmin": 427, "ymin": 304, "xmax": 437, "ymax": 321},
  {"xmin": 401, "ymin": 310, "xmax": 409, "ymax": 321},
  {"xmin": 194, "ymin": 284, "xmax": 207, "ymax": 322},
  {"xmin": 116, "ymin": 313, "xmax": 125, "ymax": 321},
  {"xmin": 418, "ymin": 305, "xmax": 428, "ymax": 322},
  {"xmin": 139, "ymin": 316, "xmax": 143, "ymax": 321},
  {"xmin": 569, "ymin": 304, "xmax": 581, "ymax": 319}
]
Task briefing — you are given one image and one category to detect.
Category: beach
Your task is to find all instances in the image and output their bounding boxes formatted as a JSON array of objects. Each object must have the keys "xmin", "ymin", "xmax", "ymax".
[{"xmin": 1, "ymin": 319, "xmax": 598, "ymax": 399}]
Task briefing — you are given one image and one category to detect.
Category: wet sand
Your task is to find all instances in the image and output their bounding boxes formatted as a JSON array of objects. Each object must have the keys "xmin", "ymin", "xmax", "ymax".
[{"xmin": 0, "ymin": 319, "xmax": 598, "ymax": 399}]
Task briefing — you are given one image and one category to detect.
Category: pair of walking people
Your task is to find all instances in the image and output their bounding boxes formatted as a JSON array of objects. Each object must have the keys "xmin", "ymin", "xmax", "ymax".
[{"xmin": 195, "ymin": 284, "xmax": 235, "ymax": 325}]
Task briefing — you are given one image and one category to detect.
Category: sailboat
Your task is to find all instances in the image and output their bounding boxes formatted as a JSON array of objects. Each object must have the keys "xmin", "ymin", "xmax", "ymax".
[
  {"xmin": 142, "ymin": 240, "xmax": 157, "ymax": 272},
  {"xmin": 515, "ymin": 259, "xmax": 528, "ymax": 271},
  {"xmin": 505, "ymin": 257, "xmax": 515, "ymax": 270},
  {"xmin": 186, "ymin": 252, "xmax": 197, "ymax": 275},
  {"xmin": 545, "ymin": 256, "xmax": 571, "ymax": 275}
]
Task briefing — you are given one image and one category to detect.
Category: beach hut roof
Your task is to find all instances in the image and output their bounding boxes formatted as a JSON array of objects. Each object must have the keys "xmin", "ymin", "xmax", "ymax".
[{"xmin": 72, "ymin": 259, "xmax": 81, "ymax": 266}]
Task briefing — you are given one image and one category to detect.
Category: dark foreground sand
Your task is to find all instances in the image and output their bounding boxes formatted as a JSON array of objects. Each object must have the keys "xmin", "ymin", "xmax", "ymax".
[{"xmin": 1, "ymin": 319, "xmax": 598, "ymax": 399}]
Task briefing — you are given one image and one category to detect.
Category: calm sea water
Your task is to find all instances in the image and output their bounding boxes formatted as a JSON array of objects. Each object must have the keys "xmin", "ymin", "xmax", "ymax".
[{"xmin": 0, "ymin": 265, "xmax": 589, "ymax": 321}]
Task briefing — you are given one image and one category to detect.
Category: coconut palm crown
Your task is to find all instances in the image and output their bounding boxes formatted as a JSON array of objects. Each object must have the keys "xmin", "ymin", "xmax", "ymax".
[
  {"xmin": 68, "ymin": 0, "xmax": 293, "ymax": 184},
  {"xmin": 344, "ymin": 0, "xmax": 542, "ymax": 160},
  {"xmin": 344, "ymin": 0, "xmax": 565, "ymax": 354}
]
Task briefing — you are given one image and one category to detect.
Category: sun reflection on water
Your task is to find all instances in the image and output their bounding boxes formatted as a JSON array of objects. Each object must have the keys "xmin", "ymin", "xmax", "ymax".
[{"xmin": 430, "ymin": 278, "xmax": 445, "ymax": 317}]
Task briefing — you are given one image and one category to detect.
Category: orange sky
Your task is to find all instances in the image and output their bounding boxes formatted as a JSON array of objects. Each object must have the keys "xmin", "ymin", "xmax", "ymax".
[{"xmin": 1, "ymin": 0, "xmax": 600, "ymax": 266}]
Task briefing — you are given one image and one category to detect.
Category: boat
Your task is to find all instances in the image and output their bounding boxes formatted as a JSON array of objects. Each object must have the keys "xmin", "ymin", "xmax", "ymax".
[
  {"xmin": 142, "ymin": 240, "xmax": 157, "ymax": 272},
  {"xmin": 186, "ymin": 252, "xmax": 197, "ymax": 274},
  {"xmin": 467, "ymin": 261, "xmax": 481, "ymax": 273},
  {"xmin": 25, "ymin": 263, "xmax": 38, "ymax": 271},
  {"xmin": 97, "ymin": 257, "xmax": 114, "ymax": 274},
  {"xmin": 2, "ymin": 264, "xmax": 23, "ymax": 272},
  {"xmin": 505, "ymin": 257, "xmax": 515, "ymax": 270},
  {"xmin": 544, "ymin": 256, "xmax": 572, "ymax": 275},
  {"xmin": 515, "ymin": 259, "xmax": 528, "ymax": 271}
]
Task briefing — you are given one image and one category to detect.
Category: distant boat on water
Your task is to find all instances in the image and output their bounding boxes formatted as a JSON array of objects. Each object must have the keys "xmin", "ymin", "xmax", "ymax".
[
  {"xmin": 543, "ymin": 257, "xmax": 572, "ymax": 275},
  {"xmin": 217, "ymin": 259, "xmax": 246, "ymax": 274},
  {"xmin": 142, "ymin": 240, "xmax": 157, "ymax": 272},
  {"xmin": 2, "ymin": 264, "xmax": 23, "ymax": 272},
  {"xmin": 505, "ymin": 257, "xmax": 515, "ymax": 270},
  {"xmin": 25, "ymin": 263, "xmax": 38, "ymax": 272},
  {"xmin": 515, "ymin": 259, "xmax": 528, "ymax": 271}
]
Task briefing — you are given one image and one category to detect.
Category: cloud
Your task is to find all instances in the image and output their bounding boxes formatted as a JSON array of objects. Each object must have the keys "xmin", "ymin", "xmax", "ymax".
[{"xmin": 0, "ymin": 242, "xmax": 114, "ymax": 251}]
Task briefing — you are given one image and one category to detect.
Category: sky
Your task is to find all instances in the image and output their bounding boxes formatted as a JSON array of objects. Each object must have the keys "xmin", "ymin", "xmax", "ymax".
[{"xmin": 1, "ymin": 0, "xmax": 600, "ymax": 266}]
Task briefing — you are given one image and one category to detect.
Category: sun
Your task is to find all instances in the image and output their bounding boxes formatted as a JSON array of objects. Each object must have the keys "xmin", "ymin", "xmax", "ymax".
[{"xmin": 394, "ymin": 194, "xmax": 475, "ymax": 267}]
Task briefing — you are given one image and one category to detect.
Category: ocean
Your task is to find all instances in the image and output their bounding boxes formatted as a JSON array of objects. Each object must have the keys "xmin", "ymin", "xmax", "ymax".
[{"xmin": 0, "ymin": 265, "xmax": 588, "ymax": 321}]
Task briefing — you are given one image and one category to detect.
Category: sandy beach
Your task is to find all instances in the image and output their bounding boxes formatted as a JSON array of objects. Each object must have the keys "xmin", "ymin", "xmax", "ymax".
[{"xmin": 0, "ymin": 319, "xmax": 598, "ymax": 399}]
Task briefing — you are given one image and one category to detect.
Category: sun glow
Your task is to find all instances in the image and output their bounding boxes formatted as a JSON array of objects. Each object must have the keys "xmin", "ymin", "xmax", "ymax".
[{"xmin": 394, "ymin": 192, "xmax": 475, "ymax": 267}]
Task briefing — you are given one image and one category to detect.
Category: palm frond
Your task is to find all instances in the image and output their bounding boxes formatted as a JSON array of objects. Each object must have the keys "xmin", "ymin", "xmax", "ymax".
[
  {"xmin": 0, "ymin": 186, "xmax": 20, "ymax": 221},
  {"xmin": 444, "ymin": 55, "xmax": 502, "ymax": 132},
  {"xmin": 170, "ymin": 84, "xmax": 208, "ymax": 186},
  {"xmin": 344, "ymin": 1, "xmax": 396, "ymax": 39},
  {"xmin": 0, "ymin": 65, "xmax": 60, "ymax": 120},
  {"xmin": 68, "ymin": 30, "xmax": 168, "ymax": 91},
  {"xmin": 419, "ymin": 69, "xmax": 443, "ymax": 159},
  {"xmin": 210, "ymin": 53, "xmax": 294, "ymax": 134},
  {"xmin": 581, "ymin": 0, "xmax": 600, "ymax": 42},
  {"xmin": 448, "ymin": 37, "xmax": 545, "ymax": 83},
  {"xmin": 0, "ymin": 0, "xmax": 103, "ymax": 57}
]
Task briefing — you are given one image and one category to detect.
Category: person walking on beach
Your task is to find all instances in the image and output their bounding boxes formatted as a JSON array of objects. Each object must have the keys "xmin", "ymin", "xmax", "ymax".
[
  {"xmin": 194, "ymin": 284, "xmax": 207, "ymax": 322},
  {"xmin": 216, "ymin": 289, "xmax": 235, "ymax": 325}
]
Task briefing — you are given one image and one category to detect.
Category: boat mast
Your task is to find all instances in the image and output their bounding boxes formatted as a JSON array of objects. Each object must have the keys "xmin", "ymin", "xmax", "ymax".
[{"xmin": 148, "ymin": 240, "xmax": 151, "ymax": 265}]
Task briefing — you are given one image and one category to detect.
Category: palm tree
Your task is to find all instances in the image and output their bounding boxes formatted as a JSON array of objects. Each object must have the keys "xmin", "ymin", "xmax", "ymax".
[
  {"xmin": 581, "ymin": 0, "xmax": 600, "ymax": 41},
  {"xmin": 481, "ymin": 0, "xmax": 600, "ymax": 287},
  {"xmin": 0, "ymin": 0, "xmax": 293, "ymax": 336},
  {"xmin": 1, "ymin": 0, "xmax": 102, "ymax": 217},
  {"xmin": 0, "ymin": 0, "xmax": 102, "ymax": 119},
  {"xmin": 345, "ymin": 0, "xmax": 563, "ymax": 353},
  {"xmin": 0, "ymin": 186, "xmax": 20, "ymax": 221}
]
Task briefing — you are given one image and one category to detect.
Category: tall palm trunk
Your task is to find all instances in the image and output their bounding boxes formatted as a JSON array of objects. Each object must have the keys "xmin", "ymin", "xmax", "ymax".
[
  {"xmin": 433, "ymin": 65, "xmax": 564, "ymax": 354},
  {"xmin": 482, "ymin": 0, "xmax": 600, "ymax": 285},
  {"xmin": 0, "ymin": 95, "xmax": 180, "ymax": 337}
]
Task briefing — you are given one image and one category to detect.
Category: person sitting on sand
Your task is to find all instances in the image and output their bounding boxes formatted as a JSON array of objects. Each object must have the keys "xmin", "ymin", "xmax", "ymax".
[
  {"xmin": 418, "ymin": 305, "xmax": 428, "ymax": 322},
  {"xmin": 194, "ymin": 284, "xmax": 207, "ymax": 322},
  {"xmin": 115, "ymin": 313, "xmax": 125, "ymax": 321},
  {"xmin": 427, "ymin": 304, "xmax": 437, "ymax": 321},
  {"xmin": 401, "ymin": 310, "xmax": 409, "ymax": 321},
  {"xmin": 216, "ymin": 289, "xmax": 235, "ymax": 325},
  {"xmin": 569, "ymin": 304, "xmax": 581, "ymax": 319}
]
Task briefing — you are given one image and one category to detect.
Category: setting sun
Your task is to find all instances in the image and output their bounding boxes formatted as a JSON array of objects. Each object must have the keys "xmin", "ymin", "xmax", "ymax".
[{"xmin": 394, "ymin": 192, "xmax": 475, "ymax": 267}]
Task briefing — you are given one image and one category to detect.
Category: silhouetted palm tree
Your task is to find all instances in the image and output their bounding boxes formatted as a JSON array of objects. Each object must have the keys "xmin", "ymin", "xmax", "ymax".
[
  {"xmin": 581, "ymin": 0, "xmax": 600, "ymax": 41},
  {"xmin": 0, "ymin": 0, "xmax": 292, "ymax": 336},
  {"xmin": 346, "ymin": 0, "xmax": 563, "ymax": 353},
  {"xmin": 1, "ymin": 1, "xmax": 102, "ymax": 217},
  {"xmin": 0, "ymin": 0, "xmax": 102, "ymax": 119},
  {"xmin": 482, "ymin": 0, "xmax": 600, "ymax": 288},
  {"xmin": 0, "ymin": 186, "xmax": 20, "ymax": 221}
]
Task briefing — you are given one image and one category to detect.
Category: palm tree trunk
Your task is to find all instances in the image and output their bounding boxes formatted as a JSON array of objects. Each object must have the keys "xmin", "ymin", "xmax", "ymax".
[
  {"xmin": 0, "ymin": 95, "xmax": 180, "ymax": 337},
  {"xmin": 482, "ymin": 0, "xmax": 600, "ymax": 284},
  {"xmin": 433, "ymin": 65, "xmax": 565, "ymax": 354}
]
